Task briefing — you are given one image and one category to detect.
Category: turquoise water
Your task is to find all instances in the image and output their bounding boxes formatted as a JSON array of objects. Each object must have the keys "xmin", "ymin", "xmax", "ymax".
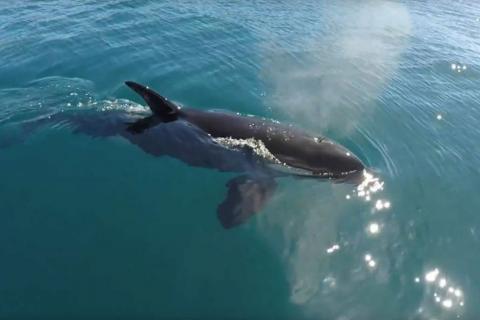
[{"xmin": 1, "ymin": 1, "xmax": 480, "ymax": 318}]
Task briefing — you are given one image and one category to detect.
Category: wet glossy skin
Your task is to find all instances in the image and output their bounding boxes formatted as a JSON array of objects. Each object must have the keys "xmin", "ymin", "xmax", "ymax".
[
  {"xmin": 180, "ymin": 108, "xmax": 365, "ymax": 179},
  {"xmin": 124, "ymin": 80, "xmax": 365, "ymax": 181}
]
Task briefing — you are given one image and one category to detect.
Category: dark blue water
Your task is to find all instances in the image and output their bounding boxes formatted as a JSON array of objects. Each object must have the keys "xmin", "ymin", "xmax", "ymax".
[{"xmin": 1, "ymin": 1, "xmax": 480, "ymax": 318}]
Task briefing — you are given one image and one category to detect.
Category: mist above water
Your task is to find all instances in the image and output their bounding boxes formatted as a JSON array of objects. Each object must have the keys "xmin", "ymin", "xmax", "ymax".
[
  {"xmin": 262, "ymin": 1, "xmax": 412, "ymax": 135},
  {"xmin": 259, "ymin": 2, "xmax": 412, "ymax": 316}
]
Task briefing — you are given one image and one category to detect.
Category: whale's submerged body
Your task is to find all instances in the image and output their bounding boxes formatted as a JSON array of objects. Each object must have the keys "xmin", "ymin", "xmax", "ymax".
[{"xmin": 31, "ymin": 81, "xmax": 365, "ymax": 228}]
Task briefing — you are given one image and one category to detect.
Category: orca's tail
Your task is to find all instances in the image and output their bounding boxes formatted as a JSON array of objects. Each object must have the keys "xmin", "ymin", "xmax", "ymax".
[{"xmin": 125, "ymin": 81, "xmax": 179, "ymax": 122}]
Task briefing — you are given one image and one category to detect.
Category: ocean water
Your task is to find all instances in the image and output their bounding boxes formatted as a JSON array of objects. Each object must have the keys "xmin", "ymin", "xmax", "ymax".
[{"xmin": 1, "ymin": 0, "xmax": 480, "ymax": 319}]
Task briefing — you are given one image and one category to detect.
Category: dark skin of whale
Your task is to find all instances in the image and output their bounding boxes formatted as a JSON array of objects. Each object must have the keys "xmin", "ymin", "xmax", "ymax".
[
  {"xmin": 122, "ymin": 81, "xmax": 364, "ymax": 228},
  {"xmin": 125, "ymin": 81, "xmax": 364, "ymax": 177},
  {"xmin": 182, "ymin": 109, "xmax": 362, "ymax": 176}
]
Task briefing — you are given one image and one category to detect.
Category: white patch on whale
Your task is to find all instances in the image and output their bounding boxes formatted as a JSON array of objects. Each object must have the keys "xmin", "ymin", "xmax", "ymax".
[
  {"xmin": 213, "ymin": 136, "xmax": 358, "ymax": 178},
  {"xmin": 213, "ymin": 136, "xmax": 282, "ymax": 164}
]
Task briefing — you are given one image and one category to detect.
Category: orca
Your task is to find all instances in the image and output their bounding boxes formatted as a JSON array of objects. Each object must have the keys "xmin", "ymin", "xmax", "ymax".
[
  {"xmin": 122, "ymin": 81, "xmax": 364, "ymax": 228},
  {"xmin": 24, "ymin": 81, "xmax": 365, "ymax": 229}
]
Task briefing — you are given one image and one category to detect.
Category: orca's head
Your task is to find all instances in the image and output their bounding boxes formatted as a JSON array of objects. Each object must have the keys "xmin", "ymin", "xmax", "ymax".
[
  {"xmin": 275, "ymin": 135, "xmax": 365, "ymax": 183},
  {"xmin": 280, "ymin": 137, "xmax": 365, "ymax": 183},
  {"xmin": 312, "ymin": 138, "xmax": 365, "ymax": 183}
]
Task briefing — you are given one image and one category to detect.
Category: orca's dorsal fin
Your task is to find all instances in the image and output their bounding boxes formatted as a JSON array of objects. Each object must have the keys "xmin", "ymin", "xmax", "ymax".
[{"xmin": 125, "ymin": 81, "xmax": 179, "ymax": 120}]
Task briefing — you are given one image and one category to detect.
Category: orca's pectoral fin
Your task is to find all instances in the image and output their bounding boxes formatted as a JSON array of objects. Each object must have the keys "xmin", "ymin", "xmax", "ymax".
[
  {"xmin": 125, "ymin": 115, "xmax": 161, "ymax": 134},
  {"xmin": 217, "ymin": 175, "xmax": 277, "ymax": 229}
]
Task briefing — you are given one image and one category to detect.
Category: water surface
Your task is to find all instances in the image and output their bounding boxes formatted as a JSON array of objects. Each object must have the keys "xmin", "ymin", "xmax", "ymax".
[{"xmin": 1, "ymin": 1, "xmax": 480, "ymax": 319}]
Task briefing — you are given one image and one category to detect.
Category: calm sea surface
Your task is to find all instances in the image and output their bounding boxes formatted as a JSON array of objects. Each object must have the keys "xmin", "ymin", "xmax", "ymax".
[{"xmin": 1, "ymin": 1, "xmax": 480, "ymax": 319}]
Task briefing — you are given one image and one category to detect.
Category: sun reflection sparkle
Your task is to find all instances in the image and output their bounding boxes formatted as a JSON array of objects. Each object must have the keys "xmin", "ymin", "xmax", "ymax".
[
  {"xmin": 451, "ymin": 63, "xmax": 467, "ymax": 73},
  {"xmin": 364, "ymin": 253, "xmax": 377, "ymax": 269},
  {"xmin": 368, "ymin": 222, "xmax": 380, "ymax": 235},
  {"xmin": 354, "ymin": 171, "xmax": 388, "ymax": 207},
  {"xmin": 417, "ymin": 268, "xmax": 465, "ymax": 311},
  {"xmin": 326, "ymin": 244, "xmax": 340, "ymax": 254},
  {"xmin": 345, "ymin": 171, "xmax": 465, "ymax": 315},
  {"xmin": 344, "ymin": 171, "xmax": 392, "ymax": 270}
]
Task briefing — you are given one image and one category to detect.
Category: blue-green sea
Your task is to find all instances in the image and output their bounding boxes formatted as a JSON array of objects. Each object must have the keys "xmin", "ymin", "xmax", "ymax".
[{"xmin": 1, "ymin": 1, "xmax": 480, "ymax": 319}]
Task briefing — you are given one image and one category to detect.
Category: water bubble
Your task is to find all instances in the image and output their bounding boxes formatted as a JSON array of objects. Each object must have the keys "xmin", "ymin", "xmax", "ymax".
[{"xmin": 436, "ymin": 114, "xmax": 443, "ymax": 120}]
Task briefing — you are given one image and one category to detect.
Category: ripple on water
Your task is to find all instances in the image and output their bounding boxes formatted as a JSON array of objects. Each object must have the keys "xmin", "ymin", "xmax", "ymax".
[{"xmin": 1, "ymin": 0, "xmax": 479, "ymax": 319}]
